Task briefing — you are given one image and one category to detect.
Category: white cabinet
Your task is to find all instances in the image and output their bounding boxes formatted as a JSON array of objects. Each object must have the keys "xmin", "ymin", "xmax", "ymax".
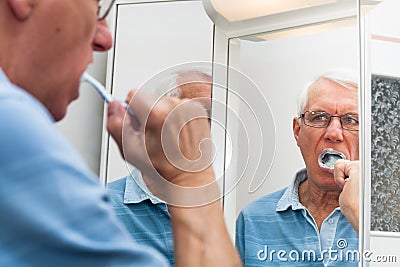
[{"xmin": 363, "ymin": 0, "xmax": 400, "ymax": 265}]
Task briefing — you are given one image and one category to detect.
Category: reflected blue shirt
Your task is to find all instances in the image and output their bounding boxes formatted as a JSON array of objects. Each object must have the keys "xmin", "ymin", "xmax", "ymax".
[
  {"xmin": 236, "ymin": 169, "xmax": 359, "ymax": 266},
  {"xmin": 107, "ymin": 169, "xmax": 174, "ymax": 266},
  {"xmin": 0, "ymin": 68, "xmax": 168, "ymax": 267}
]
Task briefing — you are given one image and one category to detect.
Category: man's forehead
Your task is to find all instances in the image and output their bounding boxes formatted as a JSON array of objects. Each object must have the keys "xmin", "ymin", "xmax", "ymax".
[
  {"xmin": 305, "ymin": 96, "xmax": 358, "ymax": 114},
  {"xmin": 308, "ymin": 79, "xmax": 358, "ymax": 98}
]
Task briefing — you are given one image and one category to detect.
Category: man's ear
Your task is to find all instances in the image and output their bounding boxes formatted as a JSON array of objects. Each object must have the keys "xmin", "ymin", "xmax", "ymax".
[
  {"xmin": 293, "ymin": 117, "xmax": 300, "ymax": 145},
  {"xmin": 7, "ymin": 0, "xmax": 35, "ymax": 21}
]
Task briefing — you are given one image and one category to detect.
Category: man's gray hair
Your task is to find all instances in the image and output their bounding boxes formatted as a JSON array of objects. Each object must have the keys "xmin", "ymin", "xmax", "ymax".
[
  {"xmin": 297, "ymin": 70, "xmax": 358, "ymax": 115},
  {"xmin": 164, "ymin": 70, "xmax": 212, "ymax": 98}
]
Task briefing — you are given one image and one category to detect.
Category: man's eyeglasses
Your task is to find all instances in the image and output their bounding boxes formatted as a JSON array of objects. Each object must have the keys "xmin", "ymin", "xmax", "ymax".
[
  {"xmin": 98, "ymin": 0, "xmax": 116, "ymax": 20},
  {"xmin": 299, "ymin": 111, "xmax": 359, "ymax": 131}
]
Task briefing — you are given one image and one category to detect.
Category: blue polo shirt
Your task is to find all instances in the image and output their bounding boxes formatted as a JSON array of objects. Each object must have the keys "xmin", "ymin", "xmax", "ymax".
[
  {"xmin": 236, "ymin": 169, "xmax": 359, "ymax": 266},
  {"xmin": 107, "ymin": 168, "xmax": 175, "ymax": 266},
  {"xmin": 0, "ymin": 68, "xmax": 168, "ymax": 267}
]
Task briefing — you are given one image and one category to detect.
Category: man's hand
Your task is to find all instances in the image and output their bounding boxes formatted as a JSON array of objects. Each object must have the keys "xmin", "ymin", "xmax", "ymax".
[
  {"xmin": 334, "ymin": 159, "xmax": 360, "ymax": 234},
  {"xmin": 106, "ymin": 90, "xmax": 217, "ymax": 206},
  {"xmin": 106, "ymin": 89, "xmax": 242, "ymax": 267}
]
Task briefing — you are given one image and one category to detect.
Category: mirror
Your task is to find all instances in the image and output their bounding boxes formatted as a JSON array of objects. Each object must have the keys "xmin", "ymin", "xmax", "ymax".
[
  {"xmin": 224, "ymin": 20, "xmax": 358, "ymax": 231},
  {"xmin": 102, "ymin": 0, "xmax": 214, "ymax": 183}
]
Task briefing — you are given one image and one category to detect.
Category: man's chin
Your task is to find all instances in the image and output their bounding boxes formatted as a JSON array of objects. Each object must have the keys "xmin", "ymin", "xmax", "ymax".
[
  {"xmin": 50, "ymin": 102, "xmax": 71, "ymax": 122},
  {"xmin": 52, "ymin": 109, "xmax": 67, "ymax": 122}
]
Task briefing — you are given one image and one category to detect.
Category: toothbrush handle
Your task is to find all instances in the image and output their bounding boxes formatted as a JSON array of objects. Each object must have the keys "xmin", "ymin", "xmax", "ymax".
[
  {"xmin": 117, "ymin": 100, "xmax": 136, "ymax": 117},
  {"xmin": 81, "ymin": 72, "xmax": 139, "ymax": 128}
]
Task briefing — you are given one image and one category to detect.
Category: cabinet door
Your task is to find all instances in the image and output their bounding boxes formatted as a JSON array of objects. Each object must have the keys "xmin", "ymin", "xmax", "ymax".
[
  {"xmin": 364, "ymin": 0, "xmax": 400, "ymax": 265},
  {"xmin": 102, "ymin": 0, "xmax": 214, "ymax": 182}
]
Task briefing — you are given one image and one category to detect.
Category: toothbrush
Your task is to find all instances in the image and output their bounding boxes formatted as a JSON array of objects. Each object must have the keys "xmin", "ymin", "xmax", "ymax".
[{"xmin": 81, "ymin": 72, "xmax": 137, "ymax": 118}]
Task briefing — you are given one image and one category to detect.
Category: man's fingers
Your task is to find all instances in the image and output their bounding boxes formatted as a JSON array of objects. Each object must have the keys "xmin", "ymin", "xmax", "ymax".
[
  {"xmin": 334, "ymin": 159, "xmax": 349, "ymax": 188},
  {"xmin": 106, "ymin": 101, "xmax": 126, "ymax": 156},
  {"xmin": 125, "ymin": 89, "xmax": 160, "ymax": 126}
]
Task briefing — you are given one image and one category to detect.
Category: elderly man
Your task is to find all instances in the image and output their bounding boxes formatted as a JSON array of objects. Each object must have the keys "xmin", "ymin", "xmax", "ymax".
[
  {"xmin": 0, "ymin": 0, "xmax": 241, "ymax": 266},
  {"xmin": 107, "ymin": 71, "xmax": 212, "ymax": 266},
  {"xmin": 236, "ymin": 71, "xmax": 359, "ymax": 266}
]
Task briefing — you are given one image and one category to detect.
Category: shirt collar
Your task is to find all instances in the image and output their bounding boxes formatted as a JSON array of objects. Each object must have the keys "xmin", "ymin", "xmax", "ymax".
[
  {"xmin": 123, "ymin": 168, "xmax": 165, "ymax": 205},
  {"xmin": 276, "ymin": 168, "xmax": 308, "ymax": 212}
]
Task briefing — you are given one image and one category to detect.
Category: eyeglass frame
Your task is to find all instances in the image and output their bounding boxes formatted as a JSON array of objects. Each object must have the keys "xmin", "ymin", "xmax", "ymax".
[
  {"xmin": 298, "ymin": 110, "xmax": 359, "ymax": 131},
  {"xmin": 98, "ymin": 0, "xmax": 116, "ymax": 21}
]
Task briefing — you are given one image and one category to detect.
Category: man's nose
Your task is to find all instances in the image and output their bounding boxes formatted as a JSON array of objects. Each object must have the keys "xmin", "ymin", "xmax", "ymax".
[
  {"xmin": 324, "ymin": 117, "xmax": 344, "ymax": 143},
  {"xmin": 92, "ymin": 20, "xmax": 113, "ymax": 52}
]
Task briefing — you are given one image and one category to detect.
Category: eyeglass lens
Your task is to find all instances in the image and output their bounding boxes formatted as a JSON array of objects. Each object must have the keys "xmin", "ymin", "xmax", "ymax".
[{"xmin": 303, "ymin": 111, "xmax": 358, "ymax": 130}]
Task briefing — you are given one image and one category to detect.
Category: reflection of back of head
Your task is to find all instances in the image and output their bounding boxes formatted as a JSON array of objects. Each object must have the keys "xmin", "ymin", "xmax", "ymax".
[
  {"xmin": 164, "ymin": 71, "xmax": 212, "ymax": 120},
  {"xmin": 142, "ymin": 71, "xmax": 213, "ymax": 196}
]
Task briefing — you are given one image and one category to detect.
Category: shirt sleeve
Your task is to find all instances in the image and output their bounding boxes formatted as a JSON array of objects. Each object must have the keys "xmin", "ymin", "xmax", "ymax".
[
  {"xmin": 235, "ymin": 211, "xmax": 246, "ymax": 265},
  {"xmin": 0, "ymin": 91, "xmax": 169, "ymax": 266}
]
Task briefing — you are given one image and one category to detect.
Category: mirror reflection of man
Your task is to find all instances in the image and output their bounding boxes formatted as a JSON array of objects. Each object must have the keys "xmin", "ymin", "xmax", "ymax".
[
  {"xmin": 236, "ymin": 71, "xmax": 359, "ymax": 266},
  {"xmin": 107, "ymin": 71, "xmax": 212, "ymax": 267}
]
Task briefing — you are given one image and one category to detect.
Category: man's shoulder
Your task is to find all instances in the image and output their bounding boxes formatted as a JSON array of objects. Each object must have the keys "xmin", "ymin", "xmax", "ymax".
[
  {"xmin": 240, "ymin": 187, "xmax": 287, "ymax": 216},
  {"xmin": 107, "ymin": 177, "xmax": 127, "ymax": 192},
  {"xmin": 0, "ymin": 83, "xmax": 50, "ymax": 121},
  {"xmin": 0, "ymin": 85, "xmax": 91, "ymax": 175},
  {"xmin": 106, "ymin": 177, "xmax": 128, "ymax": 204}
]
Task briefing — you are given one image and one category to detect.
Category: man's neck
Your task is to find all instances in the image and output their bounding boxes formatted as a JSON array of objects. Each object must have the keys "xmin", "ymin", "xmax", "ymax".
[{"xmin": 298, "ymin": 179, "xmax": 340, "ymax": 230}]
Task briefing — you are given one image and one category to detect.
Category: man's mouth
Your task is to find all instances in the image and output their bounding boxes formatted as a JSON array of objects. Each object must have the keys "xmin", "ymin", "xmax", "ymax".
[{"xmin": 318, "ymin": 148, "xmax": 346, "ymax": 174}]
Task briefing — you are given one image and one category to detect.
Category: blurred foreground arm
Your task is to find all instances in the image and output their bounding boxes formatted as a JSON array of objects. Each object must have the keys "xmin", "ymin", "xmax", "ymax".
[
  {"xmin": 107, "ymin": 90, "xmax": 242, "ymax": 267},
  {"xmin": 334, "ymin": 160, "xmax": 360, "ymax": 234}
]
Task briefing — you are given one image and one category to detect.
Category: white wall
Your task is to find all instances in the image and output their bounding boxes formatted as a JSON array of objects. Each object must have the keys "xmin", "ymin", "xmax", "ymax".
[{"xmin": 57, "ymin": 52, "xmax": 108, "ymax": 176}]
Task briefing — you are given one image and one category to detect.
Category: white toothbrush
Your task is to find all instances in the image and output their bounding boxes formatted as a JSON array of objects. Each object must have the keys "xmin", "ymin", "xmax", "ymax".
[{"xmin": 81, "ymin": 72, "xmax": 137, "ymax": 118}]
